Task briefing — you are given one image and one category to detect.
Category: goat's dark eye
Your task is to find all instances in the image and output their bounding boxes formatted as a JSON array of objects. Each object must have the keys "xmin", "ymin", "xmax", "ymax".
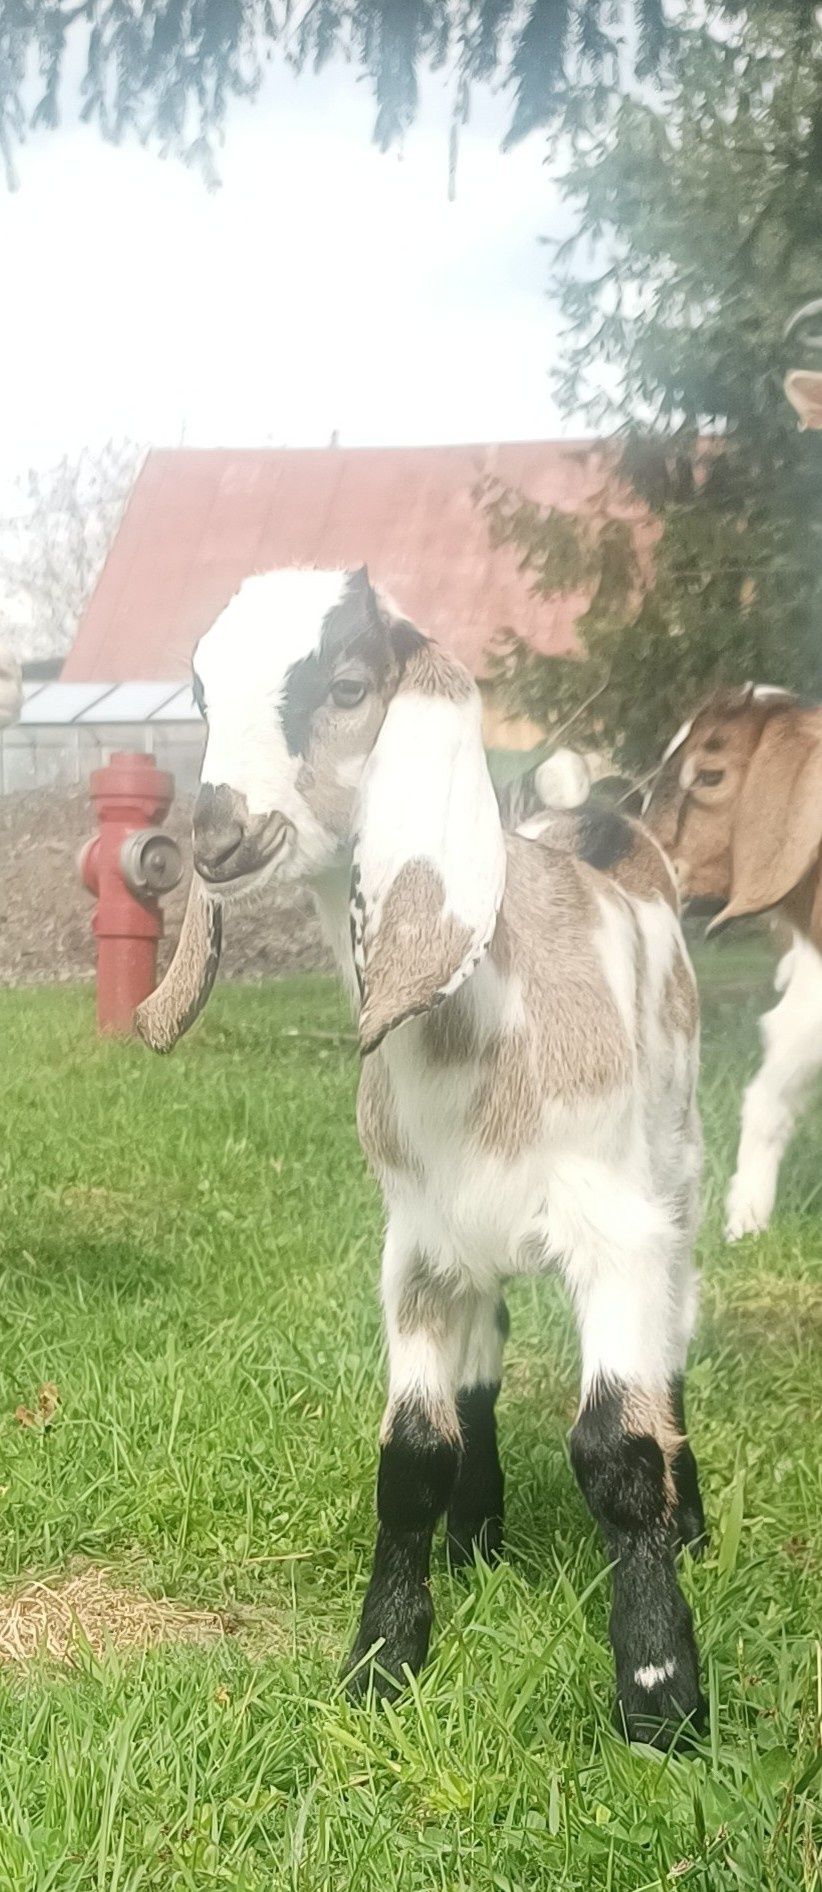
[
  {"xmin": 697, "ymin": 768, "xmax": 724, "ymax": 787},
  {"xmin": 330, "ymin": 676, "xmax": 367, "ymax": 709}
]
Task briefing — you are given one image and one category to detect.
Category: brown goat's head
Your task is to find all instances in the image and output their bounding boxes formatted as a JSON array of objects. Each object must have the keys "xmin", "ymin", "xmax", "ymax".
[{"xmin": 644, "ymin": 684, "xmax": 822, "ymax": 928}]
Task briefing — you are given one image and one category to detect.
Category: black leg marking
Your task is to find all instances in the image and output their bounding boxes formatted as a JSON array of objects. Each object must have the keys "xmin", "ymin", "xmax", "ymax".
[
  {"xmin": 345, "ymin": 1400, "xmax": 459, "ymax": 1701},
  {"xmin": 671, "ymin": 1374, "xmax": 708, "ymax": 1557},
  {"xmin": 570, "ymin": 1384, "xmax": 705, "ymax": 1751},
  {"xmin": 446, "ymin": 1383, "xmax": 505, "ymax": 1568}
]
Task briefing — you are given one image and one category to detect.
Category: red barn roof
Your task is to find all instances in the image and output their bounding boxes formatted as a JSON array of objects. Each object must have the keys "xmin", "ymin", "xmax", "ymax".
[{"xmin": 64, "ymin": 443, "xmax": 642, "ymax": 686}]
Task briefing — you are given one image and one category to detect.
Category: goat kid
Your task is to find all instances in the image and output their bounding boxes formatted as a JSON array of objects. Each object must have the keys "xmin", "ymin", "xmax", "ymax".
[
  {"xmin": 644, "ymin": 683, "xmax": 822, "ymax": 1240},
  {"xmin": 138, "ymin": 568, "xmax": 706, "ymax": 1747}
]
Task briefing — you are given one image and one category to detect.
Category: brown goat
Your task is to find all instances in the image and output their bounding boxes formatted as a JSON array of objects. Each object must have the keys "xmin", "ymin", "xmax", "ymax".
[{"xmin": 644, "ymin": 683, "xmax": 822, "ymax": 1237}]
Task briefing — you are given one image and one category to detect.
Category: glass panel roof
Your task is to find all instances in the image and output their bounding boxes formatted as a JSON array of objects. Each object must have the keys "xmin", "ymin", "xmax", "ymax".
[
  {"xmin": 19, "ymin": 684, "xmax": 117, "ymax": 725},
  {"xmin": 18, "ymin": 681, "xmax": 206, "ymax": 725},
  {"xmin": 76, "ymin": 683, "xmax": 181, "ymax": 724},
  {"xmin": 149, "ymin": 685, "xmax": 202, "ymax": 723}
]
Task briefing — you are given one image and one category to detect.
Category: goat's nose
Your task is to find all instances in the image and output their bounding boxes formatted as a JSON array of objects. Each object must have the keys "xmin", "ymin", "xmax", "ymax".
[{"xmin": 193, "ymin": 784, "xmax": 247, "ymax": 881}]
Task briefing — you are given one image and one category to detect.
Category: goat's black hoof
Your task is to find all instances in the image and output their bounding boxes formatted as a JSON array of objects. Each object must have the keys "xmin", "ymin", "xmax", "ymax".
[
  {"xmin": 614, "ymin": 1659, "xmax": 707, "ymax": 1753},
  {"xmin": 343, "ymin": 1587, "xmax": 432, "ymax": 1704},
  {"xmin": 446, "ymin": 1513, "xmax": 503, "ymax": 1571},
  {"xmin": 343, "ymin": 1653, "xmax": 404, "ymax": 1705}
]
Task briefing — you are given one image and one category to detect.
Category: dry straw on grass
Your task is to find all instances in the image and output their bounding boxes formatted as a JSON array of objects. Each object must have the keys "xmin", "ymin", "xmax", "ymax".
[{"xmin": 0, "ymin": 1565, "xmax": 226, "ymax": 1666}]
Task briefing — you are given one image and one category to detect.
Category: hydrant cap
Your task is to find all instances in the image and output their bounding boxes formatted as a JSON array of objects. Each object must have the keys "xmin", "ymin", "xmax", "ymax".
[{"xmin": 120, "ymin": 829, "xmax": 183, "ymax": 897}]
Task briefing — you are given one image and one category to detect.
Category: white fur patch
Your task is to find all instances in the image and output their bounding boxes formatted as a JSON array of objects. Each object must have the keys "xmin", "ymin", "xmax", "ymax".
[
  {"xmin": 196, "ymin": 570, "xmax": 347, "ymax": 821},
  {"xmin": 634, "ymin": 1659, "xmax": 675, "ymax": 1690},
  {"xmin": 534, "ymin": 749, "xmax": 590, "ymax": 811},
  {"xmin": 194, "ymin": 569, "xmax": 351, "ymax": 870}
]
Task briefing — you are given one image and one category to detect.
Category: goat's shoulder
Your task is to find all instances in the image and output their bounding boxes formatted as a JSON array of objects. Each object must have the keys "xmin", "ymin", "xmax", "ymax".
[{"xmin": 527, "ymin": 806, "xmax": 679, "ymax": 911}]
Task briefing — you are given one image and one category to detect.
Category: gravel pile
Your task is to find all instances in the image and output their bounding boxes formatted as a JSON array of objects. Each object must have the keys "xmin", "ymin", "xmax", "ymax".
[{"xmin": 0, "ymin": 786, "xmax": 328, "ymax": 988}]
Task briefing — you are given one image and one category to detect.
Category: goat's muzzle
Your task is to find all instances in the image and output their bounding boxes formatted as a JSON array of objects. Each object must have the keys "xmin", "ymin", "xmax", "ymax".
[{"xmin": 192, "ymin": 784, "xmax": 292, "ymax": 888}]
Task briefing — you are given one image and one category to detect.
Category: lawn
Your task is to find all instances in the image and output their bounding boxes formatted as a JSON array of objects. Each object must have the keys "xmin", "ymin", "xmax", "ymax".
[{"xmin": 0, "ymin": 934, "xmax": 820, "ymax": 1889}]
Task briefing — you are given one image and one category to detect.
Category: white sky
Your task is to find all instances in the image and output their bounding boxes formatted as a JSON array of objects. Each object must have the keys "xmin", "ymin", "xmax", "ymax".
[{"xmin": 0, "ymin": 46, "xmax": 580, "ymax": 492}]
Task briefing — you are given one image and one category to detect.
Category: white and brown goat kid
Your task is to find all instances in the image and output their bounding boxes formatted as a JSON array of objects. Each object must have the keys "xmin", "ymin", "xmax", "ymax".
[
  {"xmin": 138, "ymin": 567, "xmax": 707, "ymax": 1747},
  {"xmin": 645, "ymin": 684, "xmax": 822, "ymax": 1241}
]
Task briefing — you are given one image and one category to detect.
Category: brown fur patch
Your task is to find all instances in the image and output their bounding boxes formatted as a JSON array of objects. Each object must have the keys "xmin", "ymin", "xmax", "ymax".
[
  {"xmin": 401, "ymin": 642, "xmax": 473, "ymax": 701},
  {"xmin": 420, "ymin": 985, "xmax": 479, "ymax": 1065},
  {"xmin": 612, "ymin": 829, "xmax": 679, "ymax": 910},
  {"xmin": 663, "ymin": 943, "xmax": 699, "ymax": 1036},
  {"xmin": 359, "ymin": 861, "xmax": 472, "ymax": 1054},
  {"xmin": 357, "ymin": 1054, "xmax": 416, "ymax": 1176},
  {"xmin": 469, "ymin": 1027, "xmax": 543, "ymax": 1160},
  {"xmin": 395, "ymin": 1250, "xmax": 467, "ymax": 1339},
  {"xmin": 473, "ymin": 840, "xmax": 632, "ymax": 1155},
  {"xmin": 545, "ymin": 812, "xmax": 678, "ymax": 910},
  {"xmin": 623, "ymin": 1386, "xmax": 683, "ymax": 1517}
]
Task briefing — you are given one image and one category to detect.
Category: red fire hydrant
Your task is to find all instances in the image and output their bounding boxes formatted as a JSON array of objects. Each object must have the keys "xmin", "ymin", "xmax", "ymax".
[{"xmin": 79, "ymin": 751, "xmax": 183, "ymax": 1034}]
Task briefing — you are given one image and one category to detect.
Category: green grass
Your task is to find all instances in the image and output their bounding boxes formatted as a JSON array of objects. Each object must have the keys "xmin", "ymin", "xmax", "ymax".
[{"xmin": 0, "ymin": 937, "xmax": 820, "ymax": 1888}]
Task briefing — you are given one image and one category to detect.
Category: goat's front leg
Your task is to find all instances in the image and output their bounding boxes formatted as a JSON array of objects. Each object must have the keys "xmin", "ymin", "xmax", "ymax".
[
  {"xmin": 446, "ymin": 1296, "xmax": 507, "ymax": 1568},
  {"xmin": 569, "ymin": 1249, "xmax": 705, "ymax": 1749},
  {"xmin": 344, "ymin": 1238, "xmax": 465, "ymax": 1701}
]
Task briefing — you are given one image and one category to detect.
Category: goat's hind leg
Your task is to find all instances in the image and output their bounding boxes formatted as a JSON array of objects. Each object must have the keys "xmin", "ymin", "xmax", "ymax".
[
  {"xmin": 344, "ymin": 1237, "xmax": 465, "ymax": 1701},
  {"xmin": 446, "ymin": 1296, "xmax": 508, "ymax": 1568}
]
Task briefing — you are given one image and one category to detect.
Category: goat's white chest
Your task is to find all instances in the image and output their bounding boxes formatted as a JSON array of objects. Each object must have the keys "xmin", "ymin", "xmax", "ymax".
[{"xmin": 361, "ymin": 1010, "xmax": 630, "ymax": 1292}]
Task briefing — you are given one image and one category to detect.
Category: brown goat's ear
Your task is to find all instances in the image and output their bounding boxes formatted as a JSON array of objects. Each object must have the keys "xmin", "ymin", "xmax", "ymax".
[{"xmin": 713, "ymin": 710, "xmax": 822, "ymax": 926}]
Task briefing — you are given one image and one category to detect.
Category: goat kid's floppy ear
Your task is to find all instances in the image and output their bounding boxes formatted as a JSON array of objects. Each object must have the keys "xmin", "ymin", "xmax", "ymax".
[
  {"xmin": 352, "ymin": 644, "xmax": 506, "ymax": 1054},
  {"xmin": 710, "ymin": 710, "xmax": 822, "ymax": 929},
  {"xmin": 134, "ymin": 875, "xmax": 223, "ymax": 1052}
]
